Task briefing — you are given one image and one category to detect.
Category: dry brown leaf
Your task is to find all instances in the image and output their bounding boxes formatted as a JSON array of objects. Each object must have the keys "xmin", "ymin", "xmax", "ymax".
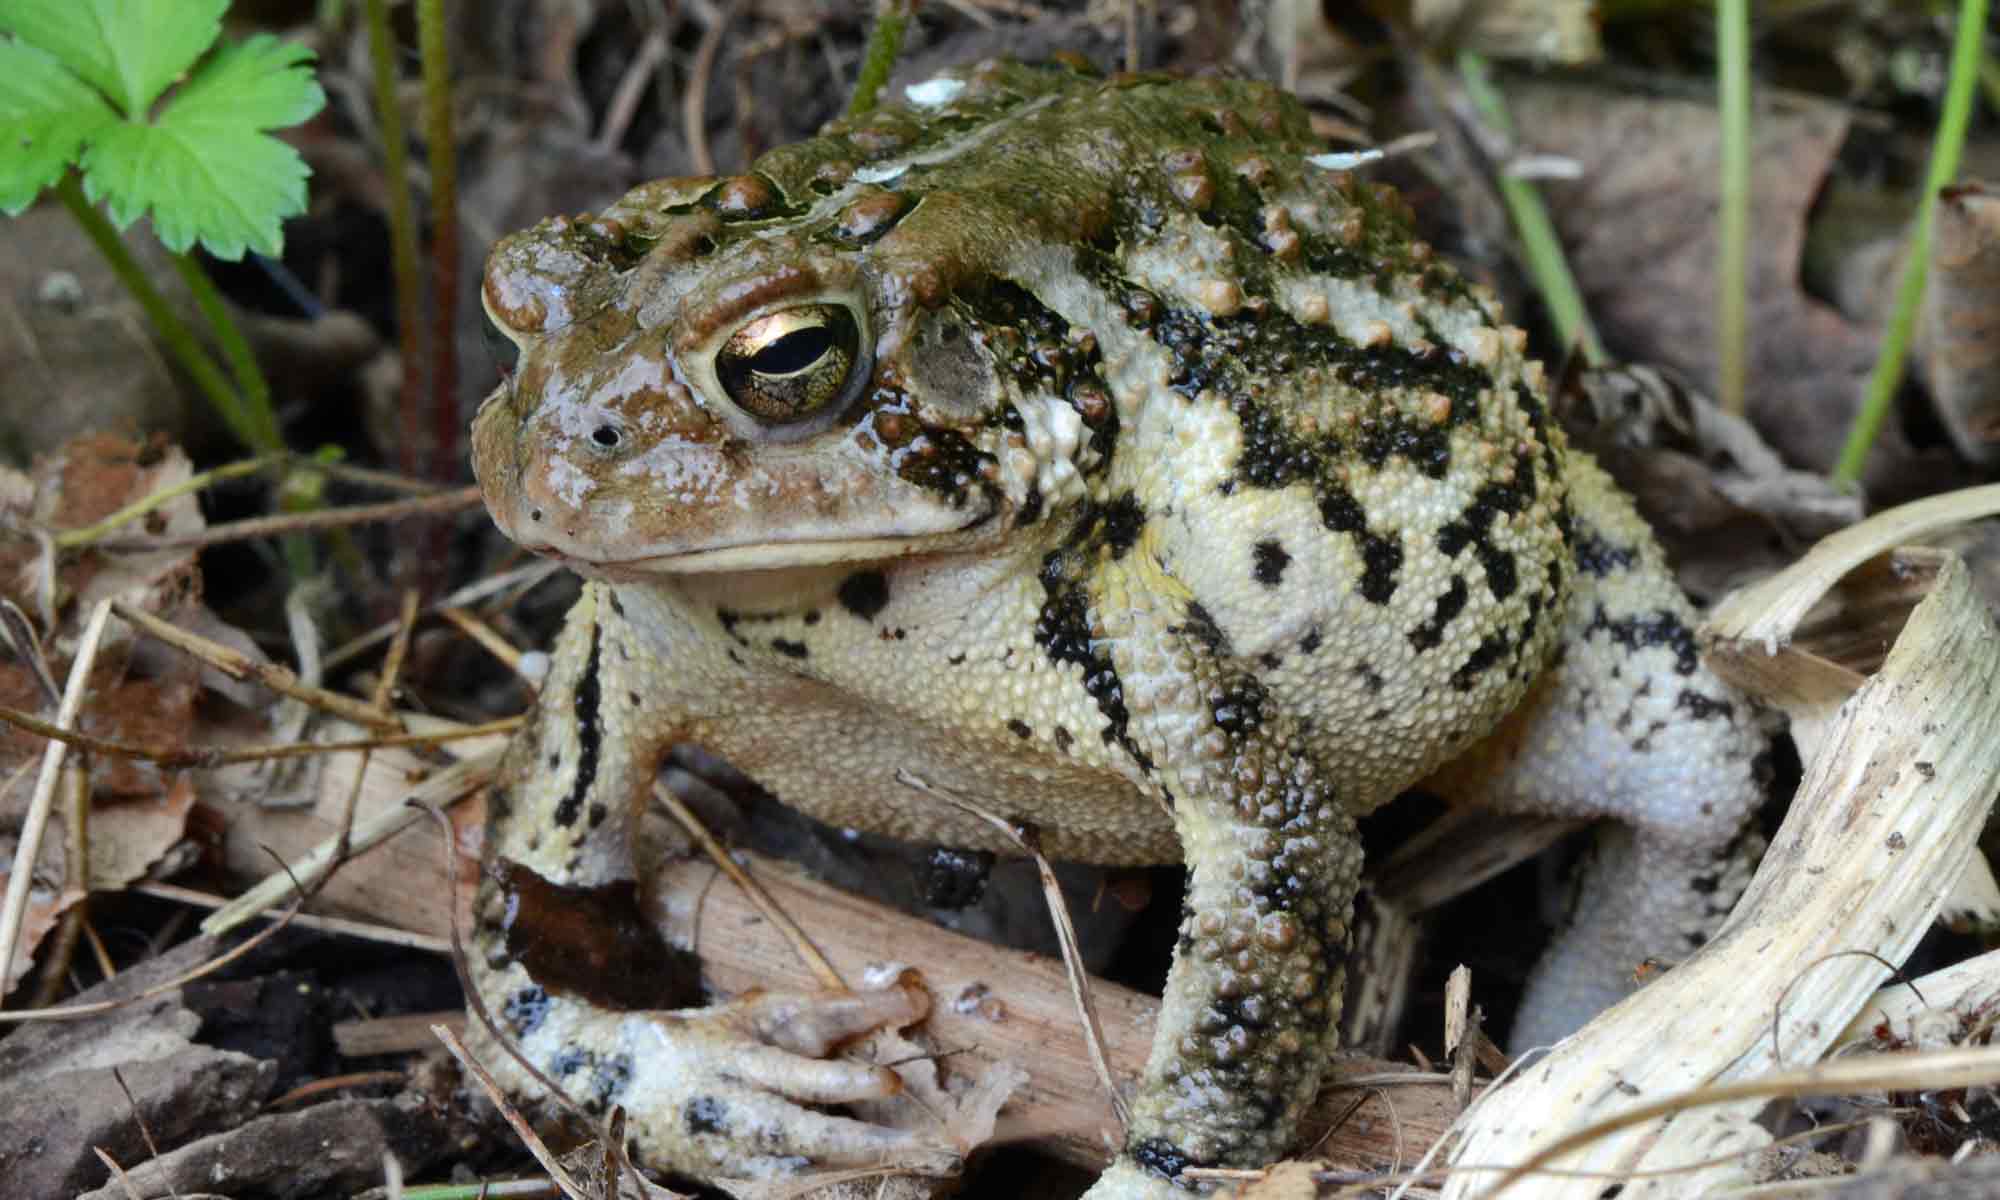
[
  {"xmin": 1512, "ymin": 81, "xmax": 1973, "ymax": 502},
  {"xmin": 87, "ymin": 773, "xmax": 196, "ymax": 890},
  {"xmin": 1557, "ymin": 362, "xmax": 1865, "ymax": 599},
  {"xmin": 1918, "ymin": 183, "xmax": 2000, "ymax": 466},
  {"xmin": 0, "ymin": 435, "xmax": 226, "ymax": 991}
]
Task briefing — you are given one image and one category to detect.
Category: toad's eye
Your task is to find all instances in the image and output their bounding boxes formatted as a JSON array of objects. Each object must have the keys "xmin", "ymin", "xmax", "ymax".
[{"xmin": 715, "ymin": 304, "xmax": 862, "ymax": 423}]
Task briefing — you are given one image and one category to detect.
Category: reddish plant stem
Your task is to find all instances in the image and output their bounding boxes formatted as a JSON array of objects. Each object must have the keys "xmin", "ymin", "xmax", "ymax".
[{"xmin": 419, "ymin": 0, "xmax": 459, "ymax": 489}]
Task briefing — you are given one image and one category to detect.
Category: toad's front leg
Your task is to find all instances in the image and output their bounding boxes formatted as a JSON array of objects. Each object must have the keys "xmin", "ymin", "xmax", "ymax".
[
  {"xmin": 469, "ymin": 584, "xmax": 947, "ymax": 1182},
  {"xmin": 1087, "ymin": 678, "xmax": 1363, "ymax": 1197}
]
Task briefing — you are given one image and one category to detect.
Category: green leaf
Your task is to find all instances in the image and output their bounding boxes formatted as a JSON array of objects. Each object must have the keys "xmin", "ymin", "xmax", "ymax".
[
  {"xmin": 0, "ymin": 36, "xmax": 117, "ymax": 213},
  {"xmin": 0, "ymin": 0, "xmax": 227, "ymax": 117},
  {"xmin": 80, "ymin": 35, "xmax": 325, "ymax": 259}
]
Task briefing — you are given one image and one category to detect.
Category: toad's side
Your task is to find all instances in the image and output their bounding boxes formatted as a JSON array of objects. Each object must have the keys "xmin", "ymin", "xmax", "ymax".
[{"xmin": 470, "ymin": 60, "xmax": 1770, "ymax": 1198}]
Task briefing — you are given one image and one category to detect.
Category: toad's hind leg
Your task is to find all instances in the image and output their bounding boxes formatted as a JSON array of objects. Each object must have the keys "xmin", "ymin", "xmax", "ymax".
[
  {"xmin": 1426, "ymin": 454, "xmax": 1774, "ymax": 1049},
  {"xmin": 470, "ymin": 585, "xmax": 945, "ymax": 1180},
  {"xmin": 1081, "ymin": 576, "xmax": 1366, "ymax": 1199}
]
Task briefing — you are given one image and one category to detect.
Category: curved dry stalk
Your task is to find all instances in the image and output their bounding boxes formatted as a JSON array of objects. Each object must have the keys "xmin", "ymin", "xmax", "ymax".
[{"xmin": 0, "ymin": 600, "xmax": 112, "ymax": 1000}]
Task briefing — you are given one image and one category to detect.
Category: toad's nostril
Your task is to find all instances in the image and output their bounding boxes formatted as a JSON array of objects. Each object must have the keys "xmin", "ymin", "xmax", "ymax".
[{"xmin": 528, "ymin": 508, "xmax": 544, "ymax": 522}]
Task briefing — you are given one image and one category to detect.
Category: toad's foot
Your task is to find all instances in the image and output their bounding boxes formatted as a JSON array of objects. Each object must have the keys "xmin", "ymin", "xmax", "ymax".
[{"xmin": 482, "ymin": 978, "xmax": 960, "ymax": 1181}]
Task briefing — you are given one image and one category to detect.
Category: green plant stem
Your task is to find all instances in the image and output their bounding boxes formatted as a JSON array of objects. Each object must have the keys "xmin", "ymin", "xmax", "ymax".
[
  {"xmin": 173, "ymin": 244, "xmax": 314, "ymax": 576},
  {"xmin": 1716, "ymin": 0, "xmax": 1751, "ymax": 416},
  {"xmin": 1456, "ymin": 50, "xmax": 1607, "ymax": 367},
  {"xmin": 55, "ymin": 176, "xmax": 254, "ymax": 446},
  {"xmin": 417, "ymin": 0, "xmax": 459, "ymax": 486},
  {"xmin": 53, "ymin": 453, "xmax": 284, "ymax": 548},
  {"xmin": 172, "ymin": 254, "xmax": 280, "ymax": 450},
  {"xmin": 846, "ymin": 0, "xmax": 912, "ymax": 117},
  {"xmin": 1833, "ymin": 0, "xmax": 1988, "ymax": 485},
  {"xmin": 364, "ymin": 0, "xmax": 427, "ymax": 481}
]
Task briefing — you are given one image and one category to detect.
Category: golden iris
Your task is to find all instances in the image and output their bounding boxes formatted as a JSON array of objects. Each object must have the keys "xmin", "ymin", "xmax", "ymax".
[{"xmin": 715, "ymin": 305, "xmax": 861, "ymax": 423}]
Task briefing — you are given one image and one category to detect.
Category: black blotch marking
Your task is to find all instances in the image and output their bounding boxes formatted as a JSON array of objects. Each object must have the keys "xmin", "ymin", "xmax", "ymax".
[
  {"xmin": 1574, "ymin": 529, "xmax": 1638, "ymax": 576},
  {"xmin": 1676, "ymin": 689, "xmax": 1732, "ymax": 720},
  {"xmin": 1006, "ymin": 718, "xmax": 1033, "ymax": 739},
  {"xmin": 1131, "ymin": 1137, "xmax": 1194, "ymax": 1180},
  {"xmin": 552, "ymin": 628, "xmax": 603, "ymax": 829},
  {"xmin": 1035, "ymin": 552, "xmax": 1153, "ymax": 772},
  {"xmin": 1358, "ymin": 417, "xmax": 1452, "ymax": 478},
  {"xmin": 1435, "ymin": 446, "xmax": 1540, "ymax": 601},
  {"xmin": 838, "ymin": 570, "xmax": 889, "ymax": 620},
  {"xmin": 1099, "ymin": 491, "xmax": 1145, "ymax": 558},
  {"xmin": 1452, "ymin": 632, "xmax": 1509, "ymax": 690},
  {"xmin": 1120, "ymin": 279, "xmax": 1544, "ymax": 611},
  {"xmin": 1252, "ymin": 539, "xmax": 1291, "ymax": 586},
  {"xmin": 627, "ymin": 691, "xmax": 641, "ymax": 708},
  {"xmin": 1018, "ymin": 485, "xmax": 1044, "ymax": 526},
  {"xmin": 607, "ymin": 592, "xmax": 625, "ymax": 617},
  {"xmin": 947, "ymin": 652, "xmax": 967, "ymax": 665},
  {"xmin": 1317, "ymin": 485, "xmax": 1403, "ymax": 604},
  {"xmin": 1479, "ymin": 544, "xmax": 1518, "ymax": 600},
  {"xmin": 1053, "ymin": 725, "xmax": 1074, "ymax": 751},
  {"xmin": 590, "ymin": 1053, "xmax": 634, "ymax": 1107},
  {"xmin": 1516, "ymin": 380, "xmax": 1562, "ymax": 479},
  {"xmin": 1354, "ymin": 663, "xmax": 1385, "ymax": 693},
  {"xmin": 1587, "ymin": 606, "xmax": 1701, "ymax": 675},
  {"xmin": 804, "ymin": 609, "xmax": 821, "ymax": 625},
  {"xmin": 1408, "ymin": 575, "xmax": 1469, "ymax": 652},
  {"xmin": 1179, "ymin": 600, "xmax": 1230, "ymax": 655},
  {"xmin": 771, "ymin": 638, "xmax": 809, "ymax": 659},
  {"xmin": 716, "ymin": 608, "xmax": 748, "ymax": 646},
  {"xmin": 1210, "ymin": 679, "xmax": 1267, "ymax": 736},
  {"xmin": 503, "ymin": 985, "xmax": 550, "ymax": 1036},
  {"xmin": 587, "ymin": 802, "xmax": 608, "ymax": 829},
  {"xmin": 685, "ymin": 1095, "xmax": 728, "ymax": 1135},
  {"xmin": 873, "ymin": 388, "xmax": 1000, "ymax": 506},
  {"xmin": 1139, "ymin": 296, "xmax": 1492, "ymax": 453},
  {"xmin": 1260, "ymin": 652, "xmax": 1282, "ymax": 670},
  {"xmin": 546, "ymin": 751, "xmax": 560, "ymax": 770},
  {"xmin": 1299, "ymin": 627, "xmax": 1323, "ymax": 654}
]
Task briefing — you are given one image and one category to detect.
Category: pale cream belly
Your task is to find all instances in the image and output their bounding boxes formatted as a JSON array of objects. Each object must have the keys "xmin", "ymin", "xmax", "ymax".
[{"xmin": 685, "ymin": 694, "xmax": 1178, "ymax": 865}]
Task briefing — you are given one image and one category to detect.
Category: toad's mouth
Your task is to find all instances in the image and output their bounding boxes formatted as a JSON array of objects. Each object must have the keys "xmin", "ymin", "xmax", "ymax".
[{"xmin": 535, "ymin": 518, "xmax": 1000, "ymax": 577}]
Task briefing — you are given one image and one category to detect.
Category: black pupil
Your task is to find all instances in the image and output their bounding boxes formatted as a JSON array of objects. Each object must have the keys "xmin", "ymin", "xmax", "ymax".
[{"xmin": 749, "ymin": 326, "xmax": 833, "ymax": 375}]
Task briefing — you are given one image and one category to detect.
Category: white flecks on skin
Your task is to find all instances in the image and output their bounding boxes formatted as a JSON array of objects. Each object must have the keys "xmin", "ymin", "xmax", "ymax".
[
  {"xmin": 538, "ymin": 447, "xmax": 596, "ymax": 509},
  {"xmin": 485, "ymin": 241, "xmax": 592, "ymax": 331}
]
